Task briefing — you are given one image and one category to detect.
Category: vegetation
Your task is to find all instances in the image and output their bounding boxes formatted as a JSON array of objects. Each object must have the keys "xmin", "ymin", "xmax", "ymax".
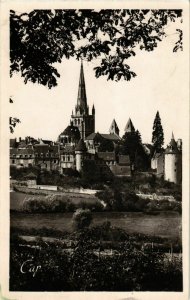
[
  {"xmin": 10, "ymin": 10, "xmax": 182, "ymax": 89},
  {"xmin": 152, "ymin": 111, "xmax": 164, "ymax": 152},
  {"xmin": 20, "ymin": 195, "xmax": 104, "ymax": 213},
  {"xmin": 10, "ymin": 226, "xmax": 182, "ymax": 291},
  {"xmin": 72, "ymin": 209, "xmax": 93, "ymax": 230}
]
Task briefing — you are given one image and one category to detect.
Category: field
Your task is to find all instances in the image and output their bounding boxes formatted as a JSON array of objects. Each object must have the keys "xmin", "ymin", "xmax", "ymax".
[{"xmin": 11, "ymin": 211, "xmax": 181, "ymax": 241}]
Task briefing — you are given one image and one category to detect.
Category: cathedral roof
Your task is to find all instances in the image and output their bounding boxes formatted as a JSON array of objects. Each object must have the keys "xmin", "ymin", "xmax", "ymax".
[
  {"xmin": 86, "ymin": 132, "xmax": 120, "ymax": 141},
  {"xmin": 75, "ymin": 139, "xmax": 87, "ymax": 152},
  {"xmin": 124, "ymin": 118, "xmax": 135, "ymax": 133},
  {"xmin": 60, "ymin": 124, "xmax": 80, "ymax": 139}
]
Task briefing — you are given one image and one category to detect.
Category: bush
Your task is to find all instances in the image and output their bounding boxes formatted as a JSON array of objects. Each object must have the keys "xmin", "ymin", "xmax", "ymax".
[{"xmin": 72, "ymin": 209, "xmax": 93, "ymax": 230}]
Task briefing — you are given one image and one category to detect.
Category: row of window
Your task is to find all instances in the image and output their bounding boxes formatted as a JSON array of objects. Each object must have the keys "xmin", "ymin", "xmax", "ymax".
[
  {"xmin": 11, "ymin": 153, "xmax": 58, "ymax": 158},
  {"xmin": 11, "ymin": 160, "xmax": 58, "ymax": 164},
  {"xmin": 11, "ymin": 154, "xmax": 33, "ymax": 158},
  {"xmin": 61, "ymin": 155, "xmax": 73, "ymax": 162}
]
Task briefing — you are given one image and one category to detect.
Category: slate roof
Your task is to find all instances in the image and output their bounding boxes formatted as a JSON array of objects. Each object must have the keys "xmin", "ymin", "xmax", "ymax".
[
  {"xmin": 10, "ymin": 148, "xmax": 34, "ymax": 155},
  {"xmin": 97, "ymin": 152, "xmax": 115, "ymax": 161},
  {"xmin": 86, "ymin": 132, "xmax": 120, "ymax": 141},
  {"xmin": 75, "ymin": 139, "xmax": 87, "ymax": 152},
  {"xmin": 60, "ymin": 125, "xmax": 80, "ymax": 136},
  {"xmin": 118, "ymin": 155, "xmax": 130, "ymax": 165},
  {"xmin": 60, "ymin": 145, "xmax": 75, "ymax": 154}
]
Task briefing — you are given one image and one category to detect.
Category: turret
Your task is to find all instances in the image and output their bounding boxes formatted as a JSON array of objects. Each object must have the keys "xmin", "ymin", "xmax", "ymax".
[
  {"xmin": 75, "ymin": 138, "xmax": 87, "ymax": 172},
  {"xmin": 164, "ymin": 133, "xmax": 182, "ymax": 184}
]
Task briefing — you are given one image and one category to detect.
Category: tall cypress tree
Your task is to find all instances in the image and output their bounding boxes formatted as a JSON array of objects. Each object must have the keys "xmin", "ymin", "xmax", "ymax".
[{"xmin": 152, "ymin": 111, "xmax": 164, "ymax": 152}]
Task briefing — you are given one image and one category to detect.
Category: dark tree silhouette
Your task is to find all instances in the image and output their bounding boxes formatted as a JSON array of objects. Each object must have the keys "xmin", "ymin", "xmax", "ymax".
[
  {"xmin": 10, "ymin": 9, "xmax": 182, "ymax": 88},
  {"xmin": 152, "ymin": 111, "xmax": 164, "ymax": 152},
  {"xmin": 121, "ymin": 130, "xmax": 142, "ymax": 161}
]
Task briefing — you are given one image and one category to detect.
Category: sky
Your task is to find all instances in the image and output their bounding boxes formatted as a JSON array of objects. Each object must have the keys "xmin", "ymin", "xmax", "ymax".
[{"xmin": 9, "ymin": 17, "xmax": 187, "ymax": 146}]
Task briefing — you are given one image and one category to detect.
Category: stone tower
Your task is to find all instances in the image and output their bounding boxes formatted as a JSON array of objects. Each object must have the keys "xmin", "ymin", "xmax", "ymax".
[
  {"xmin": 164, "ymin": 133, "xmax": 182, "ymax": 184},
  {"xmin": 109, "ymin": 119, "xmax": 120, "ymax": 136},
  {"xmin": 71, "ymin": 62, "xmax": 95, "ymax": 139},
  {"xmin": 75, "ymin": 138, "xmax": 87, "ymax": 172}
]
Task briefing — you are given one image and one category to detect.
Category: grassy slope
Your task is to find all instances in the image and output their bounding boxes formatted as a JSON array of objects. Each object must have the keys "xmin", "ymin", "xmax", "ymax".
[{"xmin": 10, "ymin": 211, "xmax": 181, "ymax": 241}]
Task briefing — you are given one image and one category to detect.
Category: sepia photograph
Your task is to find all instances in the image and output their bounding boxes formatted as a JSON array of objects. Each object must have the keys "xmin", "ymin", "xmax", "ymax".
[{"xmin": 0, "ymin": 2, "xmax": 189, "ymax": 299}]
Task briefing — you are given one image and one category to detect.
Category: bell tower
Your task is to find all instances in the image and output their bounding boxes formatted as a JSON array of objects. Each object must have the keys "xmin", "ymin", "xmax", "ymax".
[{"xmin": 71, "ymin": 61, "xmax": 95, "ymax": 139}]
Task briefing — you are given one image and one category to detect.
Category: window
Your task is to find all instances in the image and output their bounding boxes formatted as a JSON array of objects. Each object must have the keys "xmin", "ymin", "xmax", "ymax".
[
  {"xmin": 29, "ymin": 155, "xmax": 32, "ymax": 158},
  {"xmin": 20, "ymin": 155, "xmax": 22, "ymax": 158},
  {"xmin": 12, "ymin": 160, "xmax": 15, "ymax": 164},
  {"xmin": 25, "ymin": 155, "xmax": 27, "ymax": 158},
  {"xmin": 41, "ymin": 153, "xmax": 43, "ymax": 158},
  {"xmin": 46, "ymin": 153, "xmax": 49, "ymax": 157},
  {"xmin": 68, "ymin": 156, "xmax": 70, "ymax": 162},
  {"xmin": 54, "ymin": 160, "xmax": 57, "ymax": 163}
]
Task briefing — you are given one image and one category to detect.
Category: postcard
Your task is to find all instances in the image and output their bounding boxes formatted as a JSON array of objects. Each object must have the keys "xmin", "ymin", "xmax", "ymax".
[{"xmin": 0, "ymin": 1, "xmax": 189, "ymax": 299}]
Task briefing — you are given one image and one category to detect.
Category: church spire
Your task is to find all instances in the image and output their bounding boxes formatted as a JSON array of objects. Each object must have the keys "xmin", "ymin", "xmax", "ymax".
[
  {"xmin": 124, "ymin": 118, "xmax": 135, "ymax": 133},
  {"xmin": 76, "ymin": 61, "xmax": 88, "ymax": 114},
  {"xmin": 109, "ymin": 119, "xmax": 119, "ymax": 136}
]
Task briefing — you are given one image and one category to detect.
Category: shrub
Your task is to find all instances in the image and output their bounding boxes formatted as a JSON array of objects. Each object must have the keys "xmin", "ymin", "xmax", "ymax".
[{"xmin": 72, "ymin": 209, "xmax": 93, "ymax": 230}]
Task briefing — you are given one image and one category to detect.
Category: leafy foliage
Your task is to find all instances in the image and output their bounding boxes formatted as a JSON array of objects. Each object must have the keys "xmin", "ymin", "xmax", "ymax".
[
  {"xmin": 10, "ymin": 231, "xmax": 182, "ymax": 291},
  {"xmin": 9, "ymin": 97, "xmax": 20, "ymax": 133},
  {"xmin": 72, "ymin": 208, "xmax": 93, "ymax": 230},
  {"xmin": 10, "ymin": 9, "xmax": 182, "ymax": 88}
]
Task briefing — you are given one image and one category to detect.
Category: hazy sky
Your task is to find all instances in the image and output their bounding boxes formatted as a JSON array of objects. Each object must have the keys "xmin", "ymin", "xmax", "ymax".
[{"xmin": 10, "ymin": 17, "xmax": 186, "ymax": 146}]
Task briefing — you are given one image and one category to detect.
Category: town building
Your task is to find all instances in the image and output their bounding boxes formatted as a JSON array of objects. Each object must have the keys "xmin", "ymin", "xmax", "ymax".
[{"xmin": 10, "ymin": 63, "xmax": 182, "ymax": 183}]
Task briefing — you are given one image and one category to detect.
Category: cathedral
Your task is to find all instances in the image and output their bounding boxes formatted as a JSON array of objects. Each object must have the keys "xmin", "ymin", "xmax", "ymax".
[
  {"xmin": 10, "ymin": 62, "xmax": 182, "ymax": 184},
  {"xmin": 57, "ymin": 61, "xmax": 131, "ymax": 177}
]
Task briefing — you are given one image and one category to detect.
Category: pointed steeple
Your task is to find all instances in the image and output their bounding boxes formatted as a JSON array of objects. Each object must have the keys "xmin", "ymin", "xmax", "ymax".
[
  {"xmin": 76, "ymin": 61, "xmax": 88, "ymax": 114},
  {"xmin": 109, "ymin": 119, "xmax": 119, "ymax": 136},
  {"xmin": 124, "ymin": 118, "xmax": 135, "ymax": 133},
  {"xmin": 171, "ymin": 132, "xmax": 175, "ymax": 140}
]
